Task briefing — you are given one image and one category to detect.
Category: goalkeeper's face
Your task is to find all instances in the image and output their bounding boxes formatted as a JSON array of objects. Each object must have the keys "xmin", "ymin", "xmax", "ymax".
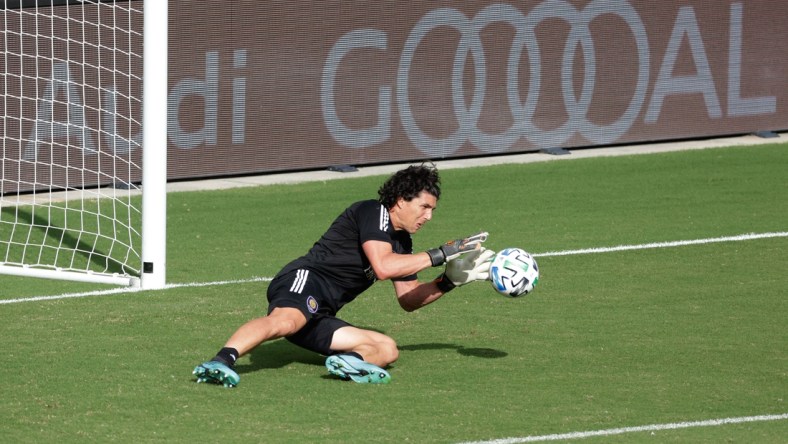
[{"xmin": 391, "ymin": 191, "xmax": 437, "ymax": 234}]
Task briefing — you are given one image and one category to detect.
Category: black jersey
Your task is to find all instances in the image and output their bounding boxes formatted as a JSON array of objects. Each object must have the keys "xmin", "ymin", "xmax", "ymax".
[{"xmin": 276, "ymin": 200, "xmax": 416, "ymax": 310}]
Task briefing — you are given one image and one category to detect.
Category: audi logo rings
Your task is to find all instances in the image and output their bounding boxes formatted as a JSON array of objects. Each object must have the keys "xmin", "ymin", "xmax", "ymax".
[{"xmin": 398, "ymin": 1, "xmax": 650, "ymax": 155}]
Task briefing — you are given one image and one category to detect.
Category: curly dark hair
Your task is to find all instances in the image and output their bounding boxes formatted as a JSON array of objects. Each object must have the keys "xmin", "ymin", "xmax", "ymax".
[{"xmin": 378, "ymin": 164, "xmax": 441, "ymax": 209}]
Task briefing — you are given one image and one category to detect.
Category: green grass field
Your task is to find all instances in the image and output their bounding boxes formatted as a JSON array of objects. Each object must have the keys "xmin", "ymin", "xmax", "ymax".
[{"xmin": 1, "ymin": 143, "xmax": 786, "ymax": 443}]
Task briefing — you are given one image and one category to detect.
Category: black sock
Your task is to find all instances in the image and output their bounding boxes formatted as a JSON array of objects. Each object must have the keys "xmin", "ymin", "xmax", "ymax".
[{"xmin": 213, "ymin": 347, "xmax": 239, "ymax": 367}]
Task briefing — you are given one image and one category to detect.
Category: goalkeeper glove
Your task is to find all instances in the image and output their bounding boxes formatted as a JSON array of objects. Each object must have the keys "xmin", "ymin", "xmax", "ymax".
[
  {"xmin": 435, "ymin": 248, "xmax": 495, "ymax": 292},
  {"xmin": 426, "ymin": 231, "xmax": 488, "ymax": 267}
]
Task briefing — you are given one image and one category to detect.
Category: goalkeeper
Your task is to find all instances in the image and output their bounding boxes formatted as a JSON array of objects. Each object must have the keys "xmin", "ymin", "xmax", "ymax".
[{"xmin": 194, "ymin": 164, "xmax": 493, "ymax": 387}]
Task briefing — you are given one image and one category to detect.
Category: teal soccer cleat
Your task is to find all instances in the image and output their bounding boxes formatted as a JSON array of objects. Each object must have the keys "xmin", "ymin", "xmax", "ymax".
[
  {"xmin": 193, "ymin": 361, "xmax": 240, "ymax": 388},
  {"xmin": 325, "ymin": 354, "xmax": 391, "ymax": 384}
]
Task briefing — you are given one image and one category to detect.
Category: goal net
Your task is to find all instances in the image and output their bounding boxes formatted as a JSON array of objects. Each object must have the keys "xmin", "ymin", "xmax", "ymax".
[{"xmin": 0, "ymin": 0, "xmax": 166, "ymax": 288}]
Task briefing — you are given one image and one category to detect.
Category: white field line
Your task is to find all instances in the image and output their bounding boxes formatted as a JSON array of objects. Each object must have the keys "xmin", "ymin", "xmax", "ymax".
[
  {"xmin": 0, "ymin": 276, "xmax": 272, "ymax": 305},
  {"xmin": 533, "ymin": 231, "xmax": 788, "ymax": 257},
  {"xmin": 456, "ymin": 413, "xmax": 788, "ymax": 444},
  {"xmin": 2, "ymin": 231, "xmax": 787, "ymax": 306}
]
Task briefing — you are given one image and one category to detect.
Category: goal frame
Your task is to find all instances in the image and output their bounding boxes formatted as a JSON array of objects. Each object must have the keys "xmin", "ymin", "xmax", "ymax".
[
  {"xmin": 0, "ymin": 0, "xmax": 167, "ymax": 289},
  {"xmin": 140, "ymin": 0, "xmax": 167, "ymax": 290}
]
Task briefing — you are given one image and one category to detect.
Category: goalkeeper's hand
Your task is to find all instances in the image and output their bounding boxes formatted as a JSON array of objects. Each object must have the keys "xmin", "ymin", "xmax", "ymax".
[
  {"xmin": 436, "ymin": 248, "xmax": 495, "ymax": 292},
  {"xmin": 426, "ymin": 231, "xmax": 488, "ymax": 267}
]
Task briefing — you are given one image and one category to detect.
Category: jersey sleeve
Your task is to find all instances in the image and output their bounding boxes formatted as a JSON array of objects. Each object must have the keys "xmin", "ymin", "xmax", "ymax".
[{"xmin": 355, "ymin": 200, "xmax": 395, "ymax": 244}]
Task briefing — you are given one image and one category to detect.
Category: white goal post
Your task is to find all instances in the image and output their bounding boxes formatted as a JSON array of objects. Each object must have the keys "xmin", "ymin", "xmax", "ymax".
[{"xmin": 0, "ymin": 0, "xmax": 166, "ymax": 289}]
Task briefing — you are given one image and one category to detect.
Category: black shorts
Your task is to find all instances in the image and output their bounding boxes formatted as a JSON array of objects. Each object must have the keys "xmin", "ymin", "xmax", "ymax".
[{"xmin": 267, "ymin": 268, "xmax": 354, "ymax": 356}]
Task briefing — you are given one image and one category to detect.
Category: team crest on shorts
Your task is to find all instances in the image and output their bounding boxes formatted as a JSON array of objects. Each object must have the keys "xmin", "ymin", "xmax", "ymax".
[{"xmin": 306, "ymin": 296, "xmax": 319, "ymax": 313}]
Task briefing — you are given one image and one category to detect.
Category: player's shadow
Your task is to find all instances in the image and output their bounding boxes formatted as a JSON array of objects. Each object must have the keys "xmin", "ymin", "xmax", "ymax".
[
  {"xmin": 399, "ymin": 343, "xmax": 508, "ymax": 359},
  {"xmin": 237, "ymin": 340, "xmax": 507, "ymax": 375},
  {"xmin": 238, "ymin": 340, "xmax": 325, "ymax": 374}
]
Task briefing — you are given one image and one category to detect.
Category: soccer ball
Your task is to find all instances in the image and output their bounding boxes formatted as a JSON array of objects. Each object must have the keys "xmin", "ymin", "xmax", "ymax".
[{"xmin": 489, "ymin": 248, "xmax": 539, "ymax": 297}]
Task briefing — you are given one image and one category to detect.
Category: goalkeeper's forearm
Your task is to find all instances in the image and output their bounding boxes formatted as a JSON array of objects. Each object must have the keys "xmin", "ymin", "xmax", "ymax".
[{"xmin": 396, "ymin": 280, "xmax": 450, "ymax": 312}]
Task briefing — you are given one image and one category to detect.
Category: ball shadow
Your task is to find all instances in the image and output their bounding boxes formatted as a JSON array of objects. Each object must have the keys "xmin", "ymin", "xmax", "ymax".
[{"xmin": 398, "ymin": 342, "xmax": 507, "ymax": 359}]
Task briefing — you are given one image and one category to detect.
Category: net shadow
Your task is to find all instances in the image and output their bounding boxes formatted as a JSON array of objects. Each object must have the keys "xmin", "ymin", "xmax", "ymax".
[{"xmin": 1, "ymin": 205, "xmax": 131, "ymax": 275}]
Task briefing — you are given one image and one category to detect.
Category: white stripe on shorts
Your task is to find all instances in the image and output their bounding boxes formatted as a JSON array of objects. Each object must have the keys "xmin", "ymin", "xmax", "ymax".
[{"xmin": 290, "ymin": 269, "xmax": 309, "ymax": 294}]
